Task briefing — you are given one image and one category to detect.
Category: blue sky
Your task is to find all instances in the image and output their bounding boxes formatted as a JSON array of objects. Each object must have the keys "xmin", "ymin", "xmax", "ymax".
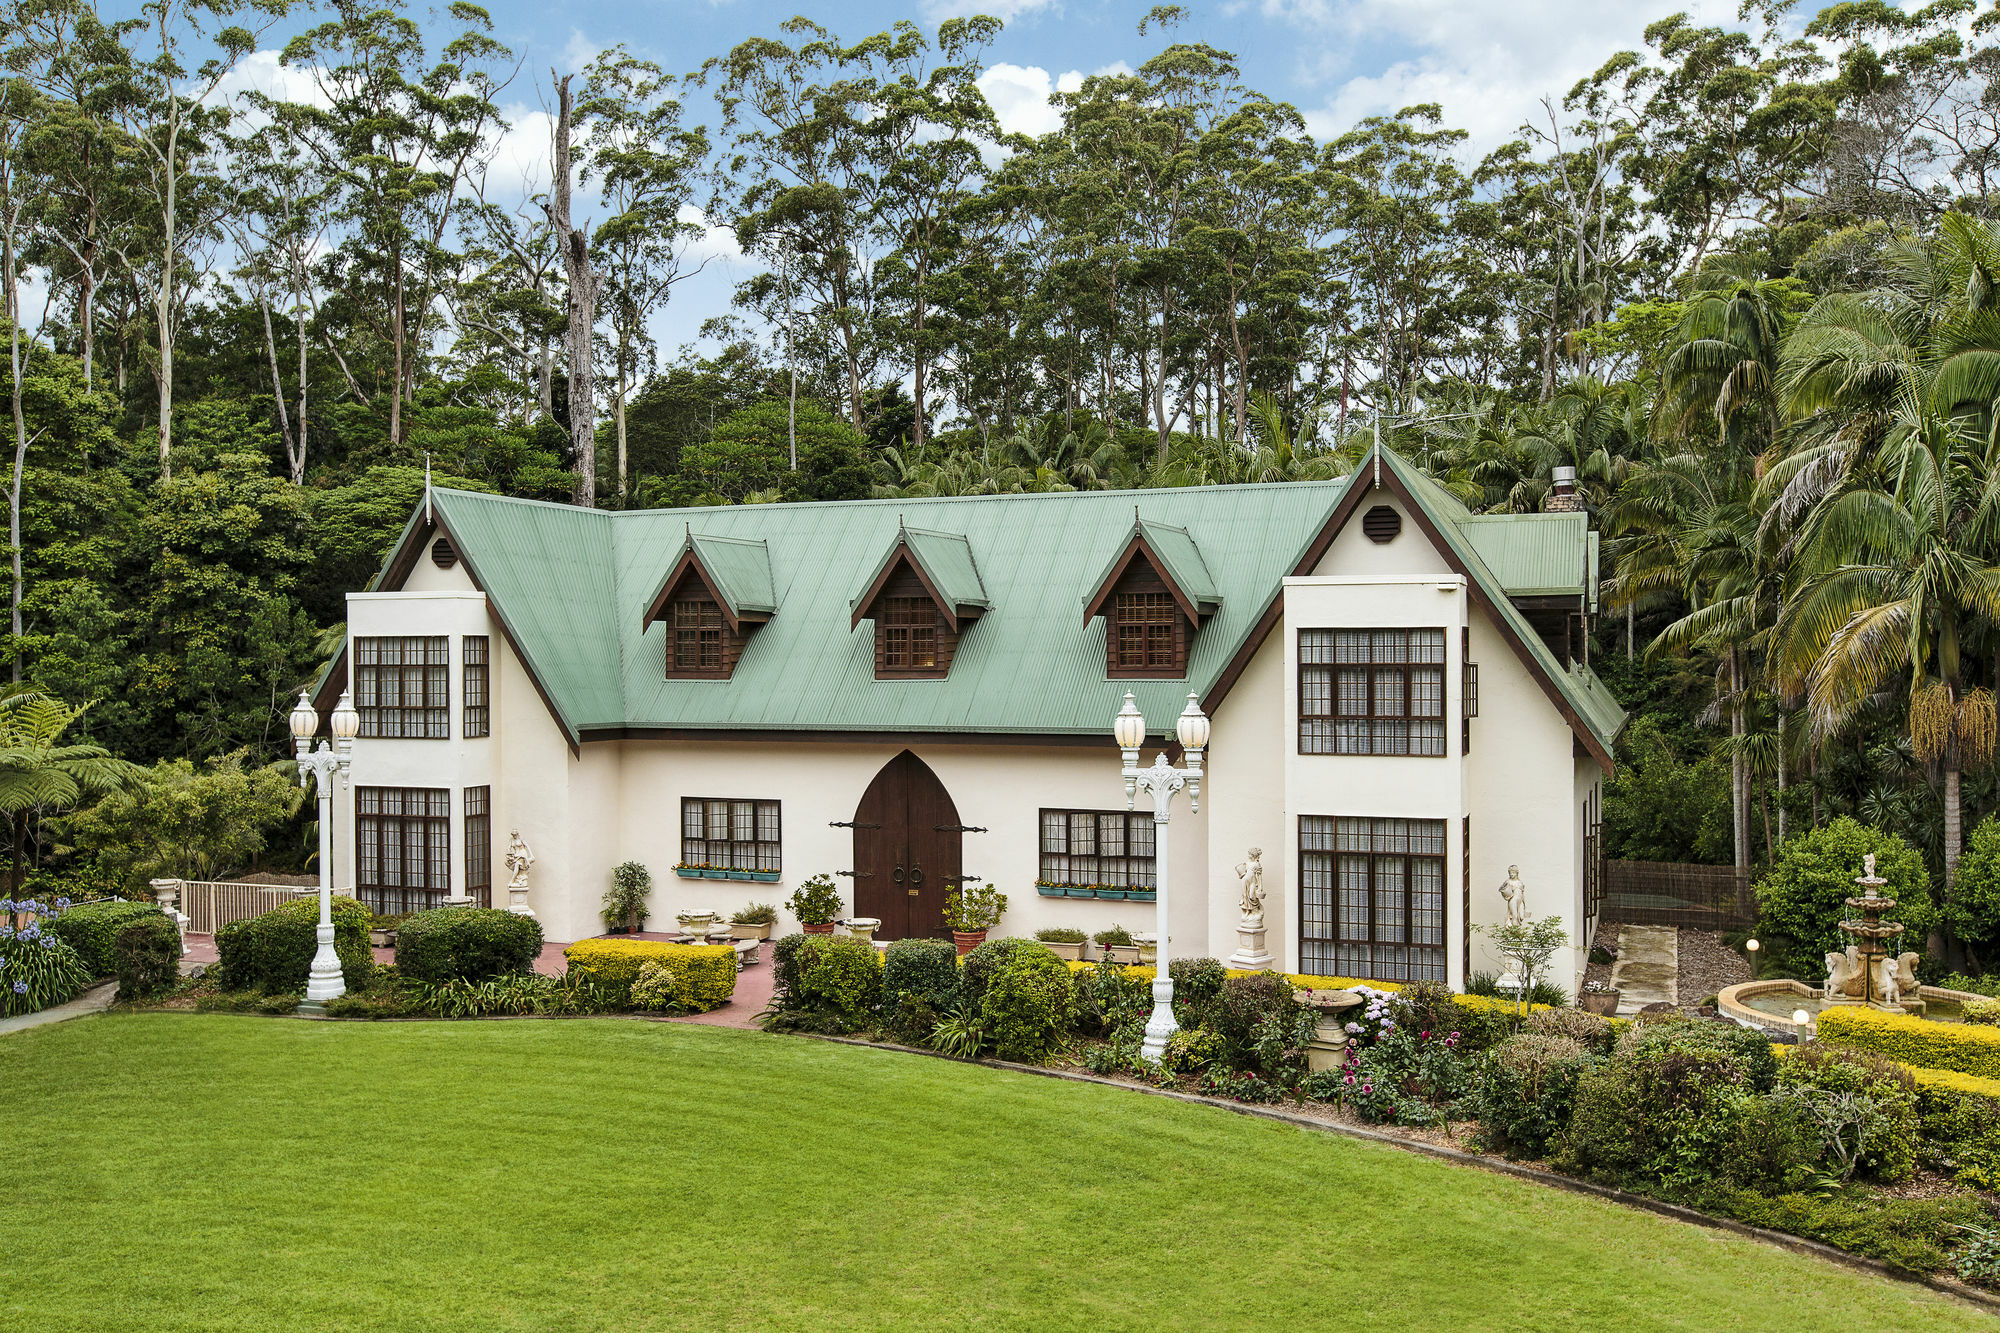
[{"xmin": 145, "ymin": 0, "xmax": 1750, "ymax": 359}]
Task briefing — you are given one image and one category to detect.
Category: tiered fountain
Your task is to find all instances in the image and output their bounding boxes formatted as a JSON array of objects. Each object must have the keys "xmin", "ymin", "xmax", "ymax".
[{"xmin": 1717, "ymin": 854, "xmax": 1983, "ymax": 1035}]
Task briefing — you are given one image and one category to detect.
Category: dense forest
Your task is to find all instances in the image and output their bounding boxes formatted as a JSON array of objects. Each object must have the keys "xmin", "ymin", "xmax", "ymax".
[{"xmin": 7, "ymin": 0, "xmax": 2000, "ymax": 939}]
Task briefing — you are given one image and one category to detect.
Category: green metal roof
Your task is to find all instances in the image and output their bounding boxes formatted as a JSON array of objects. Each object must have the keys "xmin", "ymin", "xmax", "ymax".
[
  {"xmin": 1456, "ymin": 511, "xmax": 1590, "ymax": 598},
  {"xmin": 689, "ymin": 532, "xmax": 777, "ymax": 617},
  {"xmin": 406, "ymin": 465, "xmax": 1622, "ymax": 759},
  {"xmin": 850, "ymin": 524, "xmax": 990, "ymax": 616}
]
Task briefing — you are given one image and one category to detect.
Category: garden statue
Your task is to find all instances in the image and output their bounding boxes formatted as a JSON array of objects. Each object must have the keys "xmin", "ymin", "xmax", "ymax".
[
  {"xmin": 1824, "ymin": 945, "xmax": 1866, "ymax": 1000},
  {"xmin": 1235, "ymin": 847, "xmax": 1266, "ymax": 919},
  {"xmin": 1874, "ymin": 953, "xmax": 1903, "ymax": 1007},
  {"xmin": 1227, "ymin": 846, "xmax": 1276, "ymax": 972},
  {"xmin": 505, "ymin": 830, "xmax": 536, "ymax": 918},
  {"xmin": 1498, "ymin": 866, "xmax": 1527, "ymax": 929},
  {"xmin": 1895, "ymin": 951, "xmax": 1921, "ymax": 998}
]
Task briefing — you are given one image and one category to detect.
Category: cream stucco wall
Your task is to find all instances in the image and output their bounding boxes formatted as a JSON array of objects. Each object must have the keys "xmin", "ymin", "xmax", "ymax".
[{"xmin": 1205, "ymin": 610, "xmax": 1288, "ymax": 967}]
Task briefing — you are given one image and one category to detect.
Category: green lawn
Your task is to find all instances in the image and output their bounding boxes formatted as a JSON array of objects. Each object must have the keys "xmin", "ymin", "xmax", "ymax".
[{"xmin": 2, "ymin": 1016, "xmax": 1993, "ymax": 1332}]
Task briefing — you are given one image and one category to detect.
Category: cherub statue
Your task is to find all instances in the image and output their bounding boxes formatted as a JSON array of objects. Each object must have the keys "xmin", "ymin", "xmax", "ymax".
[
  {"xmin": 1498, "ymin": 865, "xmax": 1527, "ymax": 929},
  {"xmin": 505, "ymin": 830, "xmax": 535, "ymax": 889},
  {"xmin": 1234, "ymin": 848, "xmax": 1266, "ymax": 919}
]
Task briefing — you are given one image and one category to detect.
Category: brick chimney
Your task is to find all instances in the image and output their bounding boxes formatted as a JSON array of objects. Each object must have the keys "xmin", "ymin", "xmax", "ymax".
[{"xmin": 1547, "ymin": 465, "xmax": 1581, "ymax": 513}]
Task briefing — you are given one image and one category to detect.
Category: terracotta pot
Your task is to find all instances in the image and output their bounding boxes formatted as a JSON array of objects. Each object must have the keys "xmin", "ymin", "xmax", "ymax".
[
  {"xmin": 953, "ymin": 929, "xmax": 987, "ymax": 956},
  {"xmin": 1581, "ymin": 990, "xmax": 1620, "ymax": 1016},
  {"xmin": 801, "ymin": 922, "xmax": 835, "ymax": 935}
]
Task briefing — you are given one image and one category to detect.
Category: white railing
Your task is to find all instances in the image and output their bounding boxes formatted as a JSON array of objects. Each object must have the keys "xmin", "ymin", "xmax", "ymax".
[{"xmin": 163, "ymin": 879, "xmax": 320, "ymax": 935}]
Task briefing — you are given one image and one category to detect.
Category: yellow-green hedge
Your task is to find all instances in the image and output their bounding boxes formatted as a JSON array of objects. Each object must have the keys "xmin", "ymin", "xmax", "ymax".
[
  {"xmin": 563, "ymin": 939, "xmax": 736, "ymax": 1012},
  {"xmin": 1816, "ymin": 1005, "xmax": 2000, "ymax": 1080},
  {"xmin": 1059, "ymin": 961, "xmax": 1562, "ymax": 1018}
]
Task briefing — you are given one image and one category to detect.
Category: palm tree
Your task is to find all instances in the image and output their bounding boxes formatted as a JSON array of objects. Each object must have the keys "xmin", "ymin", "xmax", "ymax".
[{"xmin": 0, "ymin": 692, "xmax": 141, "ymax": 896}]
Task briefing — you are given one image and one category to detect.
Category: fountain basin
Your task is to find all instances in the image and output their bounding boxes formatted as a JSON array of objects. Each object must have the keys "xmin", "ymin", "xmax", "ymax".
[{"xmin": 1719, "ymin": 979, "xmax": 1984, "ymax": 1033}]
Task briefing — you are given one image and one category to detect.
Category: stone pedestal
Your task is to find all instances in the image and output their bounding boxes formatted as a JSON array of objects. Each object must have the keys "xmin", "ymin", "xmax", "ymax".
[
  {"xmin": 147, "ymin": 878, "xmax": 191, "ymax": 958},
  {"xmin": 506, "ymin": 883, "xmax": 535, "ymax": 918},
  {"xmin": 1227, "ymin": 913, "xmax": 1275, "ymax": 972}
]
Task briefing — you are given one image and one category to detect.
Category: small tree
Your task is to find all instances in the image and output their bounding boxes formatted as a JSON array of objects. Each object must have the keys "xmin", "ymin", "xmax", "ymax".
[
  {"xmin": 603, "ymin": 861, "xmax": 652, "ymax": 933},
  {"xmin": 1754, "ymin": 818, "xmax": 1933, "ymax": 978},
  {"xmin": 1479, "ymin": 915, "xmax": 1570, "ymax": 1017}
]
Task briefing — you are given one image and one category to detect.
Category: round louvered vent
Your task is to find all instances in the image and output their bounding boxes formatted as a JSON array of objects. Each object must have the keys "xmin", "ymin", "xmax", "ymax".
[
  {"xmin": 1362, "ymin": 504, "xmax": 1402, "ymax": 544},
  {"xmin": 431, "ymin": 537, "xmax": 458, "ymax": 568}
]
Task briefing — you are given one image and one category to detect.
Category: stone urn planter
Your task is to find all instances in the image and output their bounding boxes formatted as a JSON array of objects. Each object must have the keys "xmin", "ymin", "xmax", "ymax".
[
  {"xmin": 1040, "ymin": 940, "xmax": 1084, "ymax": 961},
  {"xmin": 368, "ymin": 929, "xmax": 395, "ymax": 949},
  {"xmin": 677, "ymin": 910, "xmax": 718, "ymax": 938},
  {"xmin": 1581, "ymin": 989, "xmax": 1620, "ymax": 1017},
  {"xmin": 846, "ymin": 917, "xmax": 881, "ymax": 947},
  {"xmin": 1135, "ymin": 933, "xmax": 1158, "ymax": 965},
  {"xmin": 952, "ymin": 929, "xmax": 987, "ymax": 956}
]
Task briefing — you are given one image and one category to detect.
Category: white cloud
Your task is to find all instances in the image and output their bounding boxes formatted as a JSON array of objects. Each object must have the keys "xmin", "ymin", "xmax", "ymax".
[
  {"xmin": 1272, "ymin": 0, "xmax": 1745, "ymax": 154},
  {"xmin": 678, "ymin": 203, "xmax": 743, "ymax": 266},
  {"xmin": 977, "ymin": 60, "xmax": 1133, "ymax": 138},
  {"xmin": 562, "ymin": 28, "xmax": 600, "ymax": 76},
  {"xmin": 924, "ymin": 0, "xmax": 1062, "ymax": 22}
]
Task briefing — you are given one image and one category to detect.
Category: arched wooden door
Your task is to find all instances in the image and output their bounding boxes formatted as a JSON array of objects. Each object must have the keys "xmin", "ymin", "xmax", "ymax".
[{"xmin": 852, "ymin": 751, "xmax": 962, "ymax": 940}]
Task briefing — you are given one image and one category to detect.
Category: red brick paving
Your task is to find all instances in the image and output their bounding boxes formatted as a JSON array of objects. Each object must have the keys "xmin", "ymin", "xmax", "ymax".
[{"xmin": 180, "ymin": 931, "xmax": 774, "ymax": 1030}]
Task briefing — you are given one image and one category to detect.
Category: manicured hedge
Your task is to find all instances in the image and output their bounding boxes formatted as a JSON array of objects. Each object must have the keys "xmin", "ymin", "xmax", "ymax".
[
  {"xmin": 114, "ymin": 914, "xmax": 182, "ymax": 1001},
  {"xmin": 562, "ymin": 939, "xmax": 736, "ymax": 1011},
  {"xmin": 215, "ymin": 895, "xmax": 374, "ymax": 993},
  {"xmin": 395, "ymin": 907, "xmax": 544, "ymax": 983},
  {"xmin": 1817, "ymin": 1004, "xmax": 2000, "ymax": 1080},
  {"xmin": 44, "ymin": 900, "xmax": 165, "ymax": 978},
  {"xmin": 1060, "ymin": 962, "xmax": 1564, "ymax": 1022}
]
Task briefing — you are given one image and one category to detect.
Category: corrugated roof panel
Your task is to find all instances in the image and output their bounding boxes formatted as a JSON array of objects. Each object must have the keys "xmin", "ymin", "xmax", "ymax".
[
  {"xmin": 901, "ymin": 527, "xmax": 989, "ymax": 610},
  {"xmin": 1457, "ymin": 512, "xmax": 1588, "ymax": 595},
  {"xmin": 691, "ymin": 532, "xmax": 777, "ymax": 616},
  {"xmin": 1137, "ymin": 516, "xmax": 1221, "ymax": 608}
]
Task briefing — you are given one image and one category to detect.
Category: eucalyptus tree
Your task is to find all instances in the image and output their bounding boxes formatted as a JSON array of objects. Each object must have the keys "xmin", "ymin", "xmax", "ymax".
[
  {"xmin": 265, "ymin": 0, "xmax": 512, "ymax": 448},
  {"xmin": 577, "ymin": 48, "xmax": 710, "ymax": 505},
  {"xmin": 547, "ymin": 70, "xmax": 602, "ymax": 507}
]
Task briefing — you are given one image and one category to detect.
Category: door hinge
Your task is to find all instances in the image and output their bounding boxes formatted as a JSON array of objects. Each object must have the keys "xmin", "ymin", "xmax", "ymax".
[
  {"xmin": 829, "ymin": 821, "xmax": 881, "ymax": 829},
  {"xmin": 933, "ymin": 824, "xmax": 988, "ymax": 833},
  {"xmin": 835, "ymin": 869, "xmax": 873, "ymax": 878},
  {"xmin": 944, "ymin": 875, "xmax": 982, "ymax": 885}
]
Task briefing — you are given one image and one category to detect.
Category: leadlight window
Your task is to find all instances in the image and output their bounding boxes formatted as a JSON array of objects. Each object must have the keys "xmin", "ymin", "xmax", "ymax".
[
  {"xmin": 671, "ymin": 596, "xmax": 725, "ymax": 675},
  {"xmin": 1112, "ymin": 591, "xmax": 1178, "ymax": 671},
  {"xmin": 465, "ymin": 786, "xmax": 491, "ymax": 908},
  {"xmin": 354, "ymin": 636, "xmax": 450, "ymax": 739},
  {"xmin": 1300, "ymin": 815, "xmax": 1447, "ymax": 983},
  {"xmin": 356, "ymin": 786, "xmax": 452, "ymax": 914},
  {"xmin": 881, "ymin": 597, "xmax": 938, "ymax": 670},
  {"xmin": 462, "ymin": 636, "xmax": 490, "ymax": 737},
  {"xmin": 1038, "ymin": 810, "xmax": 1157, "ymax": 890},
  {"xmin": 1299, "ymin": 628, "xmax": 1447, "ymax": 756},
  {"xmin": 680, "ymin": 797, "xmax": 781, "ymax": 872}
]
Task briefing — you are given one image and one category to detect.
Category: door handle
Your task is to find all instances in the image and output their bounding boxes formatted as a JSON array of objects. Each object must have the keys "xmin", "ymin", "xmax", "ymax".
[
  {"xmin": 909, "ymin": 863, "xmax": 924, "ymax": 887},
  {"xmin": 892, "ymin": 865, "xmax": 905, "ymax": 885}
]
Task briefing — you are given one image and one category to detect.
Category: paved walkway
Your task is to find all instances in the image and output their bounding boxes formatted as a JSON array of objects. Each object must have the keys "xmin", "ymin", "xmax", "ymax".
[
  {"xmin": 180, "ymin": 932, "xmax": 774, "ymax": 1030},
  {"xmin": 1612, "ymin": 924, "xmax": 1679, "ymax": 1015},
  {"xmin": 0, "ymin": 981, "xmax": 116, "ymax": 1037}
]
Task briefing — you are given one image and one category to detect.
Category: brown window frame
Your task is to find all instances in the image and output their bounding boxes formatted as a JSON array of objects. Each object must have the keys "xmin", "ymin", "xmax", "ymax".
[
  {"xmin": 879, "ymin": 596, "xmax": 941, "ymax": 674},
  {"xmin": 462, "ymin": 635, "xmax": 490, "ymax": 737},
  {"xmin": 1110, "ymin": 590, "xmax": 1183, "ymax": 675},
  {"xmin": 1299, "ymin": 628, "xmax": 1447, "ymax": 757},
  {"xmin": 1037, "ymin": 809, "xmax": 1157, "ymax": 890},
  {"xmin": 679, "ymin": 797, "xmax": 781, "ymax": 872},
  {"xmin": 464, "ymin": 786, "xmax": 492, "ymax": 908},
  {"xmin": 668, "ymin": 592, "xmax": 729, "ymax": 677},
  {"xmin": 354, "ymin": 636, "xmax": 450, "ymax": 739},
  {"xmin": 356, "ymin": 786, "xmax": 453, "ymax": 914},
  {"xmin": 1300, "ymin": 814, "xmax": 1448, "ymax": 983}
]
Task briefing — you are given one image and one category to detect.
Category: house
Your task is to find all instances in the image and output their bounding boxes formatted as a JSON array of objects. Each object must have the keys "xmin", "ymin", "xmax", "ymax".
[{"xmin": 315, "ymin": 445, "xmax": 1625, "ymax": 992}]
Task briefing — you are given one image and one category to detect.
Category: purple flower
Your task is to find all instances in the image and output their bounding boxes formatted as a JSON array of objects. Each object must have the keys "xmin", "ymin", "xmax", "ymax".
[
  {"xmin": 1361, "ymin": 1083, "xmax": 1373, "ymax": 1095},
  {"xmin": 12, "ymin": 981, "xmax": 25, "ymax": 994},
  {"xmin": 1343, "ymin": 1073, "xmax": 1355, "ymax": 1085},
  {"xmin": 1381, "ymin": 1020, "xmax": 1395, "ymax": 1031},
  {"xmin": 54, "ymin": 897, "xmax": 70, "ymax": 909},
  {"xmin": 1344, "ymin": 1021, "xmax": 1361, "ymax": 1035},
  {"xmin": 39, "ymin": 936, "xmax": 55, "ymax": 949}
]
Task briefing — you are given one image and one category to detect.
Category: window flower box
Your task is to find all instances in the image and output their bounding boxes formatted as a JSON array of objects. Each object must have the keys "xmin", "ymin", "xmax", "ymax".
[
  {"xmin": 1062, "ymin": 886, "xmax": 1097, "ymax": 899},
  {"xmin": 1124, "ymin": 889, "xmax": 1157, "ymax": 903},
  {"xmin": 1036, "ymin": 883, "xmax": 1068, "ymax": 898},
  {"xmin": 1095, "ymin": 888, "xmax": 1129, "ymax": 900}
]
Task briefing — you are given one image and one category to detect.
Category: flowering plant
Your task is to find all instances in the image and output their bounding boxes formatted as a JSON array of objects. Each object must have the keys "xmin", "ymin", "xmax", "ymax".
[{"xmin": 0, "ymin": 897, "xmax": 92, "ymax": 1017}]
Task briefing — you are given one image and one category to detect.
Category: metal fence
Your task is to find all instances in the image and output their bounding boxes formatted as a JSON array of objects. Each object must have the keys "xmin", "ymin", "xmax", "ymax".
[
  {"xmin": 176, "ymin": 880, "xmax": 317, "ymax": 934},
  {"xmin": 1601, "ymin": 860, "xmax": 1751, "ymax": 932}
]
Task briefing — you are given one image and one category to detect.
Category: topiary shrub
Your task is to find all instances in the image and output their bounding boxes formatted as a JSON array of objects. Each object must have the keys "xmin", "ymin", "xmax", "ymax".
[
  {"xmin": 879, "ymin": 936, "xmax": 960, "ymax": 1044},
  {"xmin": 395, "ymin": 906, "xmax": 544, "ymax": 983},
  {"xmin": 1753, "ymin": 817, "xmax": 1933, "ymax": 978},
  {"xmin": 959, "ymin": 937, "xmax": 1044, "ymax": 1014},
  {"xmin": 215, "ymin": 895, "xmax": 373, "ymax": 993},
  {"xmin": 1168, "ymin": 957, "xmax": 1227, "ymax": 1028},
  {"xmin": 1776, "ymin": 1041, "xmax": 1921, "ymax": 1183},
  {"xmin": 978, "ymin": 943, "xmax": 1075, "ymax": 1063},
  {"xmin": 765, "ymin": 933, "xmax": 880, "ymax": 1031},
  {"xmin": 42, "ymin": 899, "xmax": 163, "ymax": 978},
  {"xmin": 1817, "ymin": 1003, "xmax": 2000, "ymax": 1080},
  {"xmin": 561, "ymin": 939, "xmax": 735, "ymax": 1011},
  {"xmin": 1914, "ymin": 1067, "xmax": 2000, "ymax": 1189},
  {"xmin": 113, "ymin": 914, "xmax": 182, "ymax": 1002},
  {"xmin": 1526, "ymin": 1006, "xmax": 1617, "ymax": 1056},
  {"xmin": 1471, "ymin": 1033, "xmax": 1595, "ymax": 1159}
]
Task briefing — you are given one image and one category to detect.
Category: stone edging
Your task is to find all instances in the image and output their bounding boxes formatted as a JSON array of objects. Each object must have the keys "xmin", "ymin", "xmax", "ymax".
[{"xmin": 802, "ymin": 1032, "xmax": 2000, "ymax": 1316}]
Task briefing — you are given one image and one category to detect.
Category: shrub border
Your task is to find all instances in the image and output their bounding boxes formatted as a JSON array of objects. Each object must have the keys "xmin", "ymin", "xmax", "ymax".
[{"xmin": 798, "ymin": 1031, "xmax": 2000, "ymax": 1316}]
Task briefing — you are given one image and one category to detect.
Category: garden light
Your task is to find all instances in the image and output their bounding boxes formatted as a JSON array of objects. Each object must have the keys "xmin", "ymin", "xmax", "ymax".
[{"xmin": 1114, "ymin": 691, "xmax": 1210, "ymax": 1065}]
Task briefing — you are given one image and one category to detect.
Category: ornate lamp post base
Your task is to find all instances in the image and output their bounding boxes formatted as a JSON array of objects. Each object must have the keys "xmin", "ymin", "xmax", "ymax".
[{"xmin": 305, "ymin": 922, "xmax": 344, "ymax": 1002}]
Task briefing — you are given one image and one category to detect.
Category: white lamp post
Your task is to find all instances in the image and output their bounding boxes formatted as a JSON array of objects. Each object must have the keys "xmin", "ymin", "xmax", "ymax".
[
  {"xmin": 289, "ymin": 687, "xmax": 360, "ymax": 1006},
  {"xmin": 1116, "ymin": 690, "xmax": 1209, "ymax": 1065}
]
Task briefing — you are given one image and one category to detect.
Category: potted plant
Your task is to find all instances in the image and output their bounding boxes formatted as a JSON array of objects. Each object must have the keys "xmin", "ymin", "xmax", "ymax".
[
  {"xmin": 730, "ymin": 902, "xmax": 779, "ymax": 941},
  {"xmin": 944, "ymin": 882, "xmax": 1007, "ymax": 955},
  {"xmin": 787, "ymin": 875, "xmax": 842, "ymax": 935},
  {"xmin": 603, "ymin": 861, "xmax": 653, "ymax": 934},
  {"xmin": 1580, "ymin": 978, "xmax": 1620, "ymax": 1016},
  {"xmin": 1035, "ymin": 879, "xmax": 1067, "ymax": 898},
  {"xmin": 1034, "ymin": 926, "xmax": 1086, "ymax": 962},
  {"xmin": 1094, "ymin": 925, "xmax": 1139, "ymax": 965},
  {"xmin": 1095, "ymin": 883, "xmax": 1129, "ymax": 901}
]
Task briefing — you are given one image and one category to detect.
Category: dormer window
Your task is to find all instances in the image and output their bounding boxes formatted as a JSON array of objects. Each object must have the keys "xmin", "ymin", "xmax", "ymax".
[
  {"xmin": 1083, "ymin": 516, "xmax": 1220, "ymax": 681},
  {"xmin": 852, "ymin": 524, "xmax": 989, "ymax": 681},
  {"xmin": 641, "ymin": 530, "xmax": 777, "ymax": 683}
]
